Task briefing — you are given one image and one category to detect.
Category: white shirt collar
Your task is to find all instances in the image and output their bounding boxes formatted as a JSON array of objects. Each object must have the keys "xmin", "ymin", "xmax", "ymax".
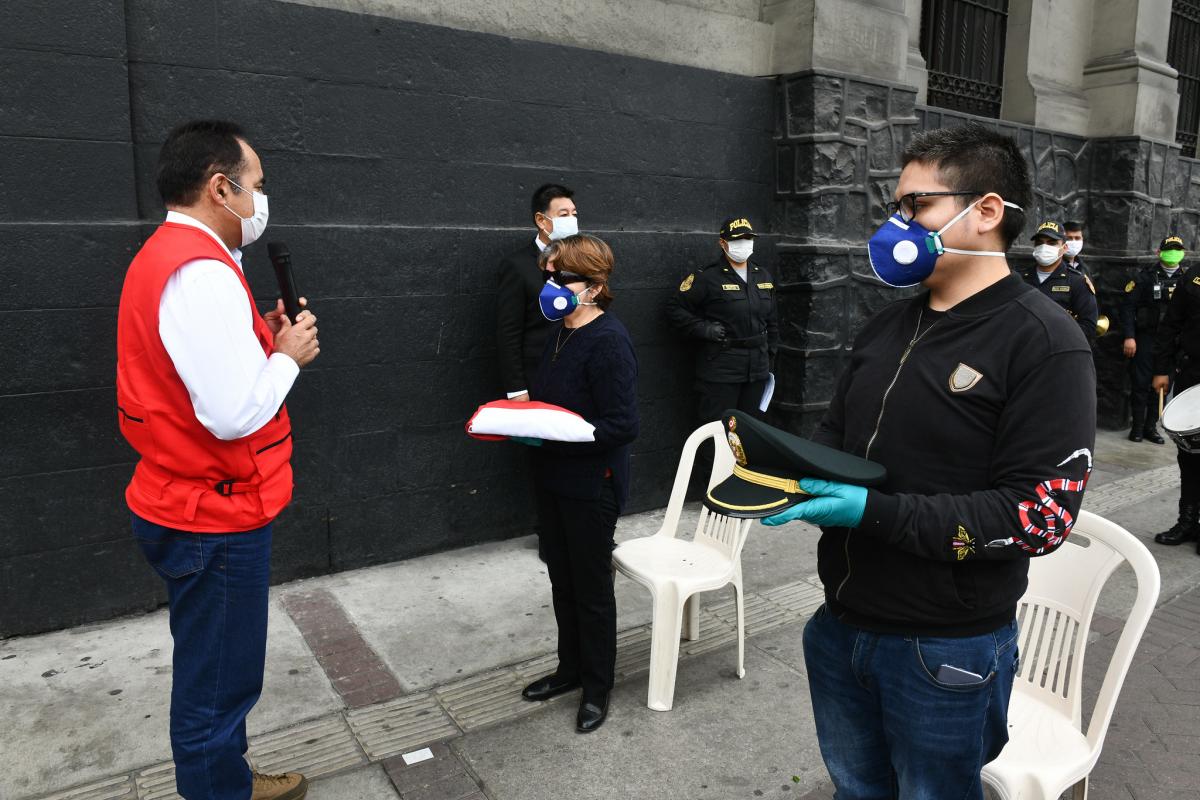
[
  {"xmin": 166, "ymin": 210, "xmax": 243, "ymax": 268},
  {"xmin": 534, "ymin": 234, "xmax": 548, "ymax": 253}
]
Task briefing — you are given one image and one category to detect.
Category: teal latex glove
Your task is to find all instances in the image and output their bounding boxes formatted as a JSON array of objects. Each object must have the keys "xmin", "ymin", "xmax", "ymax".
[
  {"xmin": 760, "ymin": 478, "xmax": 867, "ymax": 528},
  {"xmin": 511, "ymin": 436, "xmax": 543, "ymax": 447}
]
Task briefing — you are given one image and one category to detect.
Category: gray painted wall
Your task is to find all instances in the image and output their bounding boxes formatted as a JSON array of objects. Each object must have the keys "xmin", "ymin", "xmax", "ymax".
[{"xmin": 0, "ymin": 0, "xmax": 774, "ymax": 636}]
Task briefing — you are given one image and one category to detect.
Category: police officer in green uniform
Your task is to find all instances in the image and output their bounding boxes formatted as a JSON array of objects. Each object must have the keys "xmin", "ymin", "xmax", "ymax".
[
  {"xmin": 666, "ymin": 217, "xmax": 779, "ymax": 423},
  {"xmin": 1121, "ymin": 235, "xmax": 1189, "ymax": 443},
  {"xmin": 1019, "ymin": 219, "xmax": 1098, "ymax": 342}
]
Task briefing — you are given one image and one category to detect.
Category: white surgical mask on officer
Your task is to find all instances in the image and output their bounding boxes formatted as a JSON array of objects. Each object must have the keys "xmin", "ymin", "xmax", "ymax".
[
  {"xmin": 1065, "ymin": 239, "xmax": 1083, "ymax": 258},
  {"xmin": 1033, "ymin": 243, "xmax": 1061, "ymax": 268},
  {"xmin": 222, "ymin": 176, "xmax": 269, "ymax": 248},
  {"xmin": 725, "ymin": 239, "xmax": 754, "ymax": 264}
]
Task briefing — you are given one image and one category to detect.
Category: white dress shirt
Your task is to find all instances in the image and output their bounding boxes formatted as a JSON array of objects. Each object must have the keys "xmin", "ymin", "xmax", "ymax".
[{"xmin": 158, "ymin": 211, "xmax": 299, "ymax": 440}]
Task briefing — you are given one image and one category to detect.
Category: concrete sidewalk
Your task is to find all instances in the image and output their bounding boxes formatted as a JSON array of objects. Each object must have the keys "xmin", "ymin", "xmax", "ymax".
[{"xmin": 2, "ymin": 429, "xmax": 1191, "ymax": 800}]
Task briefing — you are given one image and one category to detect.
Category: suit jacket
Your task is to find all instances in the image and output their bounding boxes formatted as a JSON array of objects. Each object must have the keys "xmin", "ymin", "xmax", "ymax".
[{"xmin": 496, "ymin": 240, "xmax": 551, "ymax": 394}]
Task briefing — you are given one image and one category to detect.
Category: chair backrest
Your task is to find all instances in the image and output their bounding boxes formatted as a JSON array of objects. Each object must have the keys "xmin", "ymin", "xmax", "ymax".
[
  {"xmin": 659, "ymin": 421, "xmax": 737, "ymax": 538},
  {"xmin": 692, "ymin": 506, "xmax": 754, "ymax": 565},
  {"xmin": 1013, "ymin": 510, "xmax": 1160, "ymax": 752}
]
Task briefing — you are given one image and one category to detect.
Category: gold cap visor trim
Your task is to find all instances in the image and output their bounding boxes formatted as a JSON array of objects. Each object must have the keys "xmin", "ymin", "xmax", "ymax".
[
  {"xmin": 705, "ymin": 491, "xmax": 788, "ymax": 512},
  {"xmin": 732, "ymin": 464, "xmax": 809, "ymax": 496}
]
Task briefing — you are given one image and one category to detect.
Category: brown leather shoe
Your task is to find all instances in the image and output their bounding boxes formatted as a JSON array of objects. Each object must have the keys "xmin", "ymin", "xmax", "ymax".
[{"xmin": 251, "ymin": 771, "xmax": 308, "ymax": 800}]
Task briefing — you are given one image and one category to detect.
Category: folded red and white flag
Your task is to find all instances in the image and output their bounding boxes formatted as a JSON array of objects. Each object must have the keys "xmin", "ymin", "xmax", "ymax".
[{"xmin": 466, "ymin": 400, "xmax": 596, "ymax": 442}]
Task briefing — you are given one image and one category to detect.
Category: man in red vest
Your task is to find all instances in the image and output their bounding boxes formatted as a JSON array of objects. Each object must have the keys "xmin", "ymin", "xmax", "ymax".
[{"xmin": 117, "ymin": 120, "xmax": 318, "ymax": 800}]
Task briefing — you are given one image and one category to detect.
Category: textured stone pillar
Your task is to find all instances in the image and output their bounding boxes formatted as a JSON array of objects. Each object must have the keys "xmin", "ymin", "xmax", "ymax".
[
  {"xmin": 1001, "ymin": 0, "xmax": 1092, "ymax": 135},
  {"xmin": 770, "ymin": 73, "xmax": 920, "ymax": 433},
  {"xmin": 1082, "ymin": 0, "xmax": 1179, "ymax": 139},
  {"xmin": 762, "ymin": 0, "xmax": 919, "ymax": 433}
]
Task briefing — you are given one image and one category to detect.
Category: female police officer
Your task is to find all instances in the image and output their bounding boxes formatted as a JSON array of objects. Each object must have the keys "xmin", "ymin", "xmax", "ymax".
[{"xmin": 666, "ymin": 216, "xmax": 779, "ymax": 422}]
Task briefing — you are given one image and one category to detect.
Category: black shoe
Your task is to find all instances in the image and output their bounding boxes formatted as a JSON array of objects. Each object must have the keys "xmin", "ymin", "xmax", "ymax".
[
  {"xmin": 522, "ymin": 674, "xmax": 580, "ymax": 702},
  {"xmin": 1143, "ymin": 428, "xmax": 1165, "ymax": 445},
  {"xmin": 576, "ymin": 694, "xmax": 609, "ymax": 733},
  {"xmin": 1155, "ymin": 522, "xmax": 1200, "ymax": 546},
  {"xmin": 1128, "ymin": 429, "xmax": 1143, "ymax": 442}
]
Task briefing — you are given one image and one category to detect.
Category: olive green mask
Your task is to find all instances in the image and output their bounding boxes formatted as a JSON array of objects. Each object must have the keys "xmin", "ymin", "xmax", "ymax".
[{"xmin": 1160, "ymin": 249, "xmax": 1185, "ymax": 267}]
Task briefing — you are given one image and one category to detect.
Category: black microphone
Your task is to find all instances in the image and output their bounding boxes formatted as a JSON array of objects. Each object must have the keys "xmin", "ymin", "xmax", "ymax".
[{"xmin": 267, "ymin": 241, "xmax": 303, "ymax": 322}]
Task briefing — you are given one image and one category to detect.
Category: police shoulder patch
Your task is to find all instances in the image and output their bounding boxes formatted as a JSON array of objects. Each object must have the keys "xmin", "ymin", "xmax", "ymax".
[
  {"xmin": 1083, "ymin": 275, "xmax": 1096, "ymax": 295},
  {"xmin": 1125, "ymin": 280, "xmax": 1136, "ymax": 293},
  {"xmin": 679, "ymin": 274, "xmax": 695, "ymax": 292}
]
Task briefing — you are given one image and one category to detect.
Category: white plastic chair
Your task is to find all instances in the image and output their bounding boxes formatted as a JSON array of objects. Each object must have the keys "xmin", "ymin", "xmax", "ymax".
[
  {"xmin": 982, "ymin": 510, "xmax": 1161, "ymax": 800},
  {"xmin": 612, "ymin": 421, "xmax": 753, "ymax": 711}
]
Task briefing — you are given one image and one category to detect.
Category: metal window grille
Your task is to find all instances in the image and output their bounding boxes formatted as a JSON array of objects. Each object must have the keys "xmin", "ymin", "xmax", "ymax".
[
  {"xmin": 1170, "ymin": 0, "xmax": 1200, "ymax": 158},
  {"xmin": 920, "ymin": 0, "xmax": 1009, "ymax": 119}
]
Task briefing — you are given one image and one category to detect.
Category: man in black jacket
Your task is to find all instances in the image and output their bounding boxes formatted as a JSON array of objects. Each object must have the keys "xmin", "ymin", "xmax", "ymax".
[
  {"xmin": 1063, "ymin": 220, "xmax": 1090, "ymax": 279},
  {"xmin": 762, "ymin": 123, "xmax": 1096, "ymax": 799},
  {"xmin": 496, "ymin": 183, "xmax": 578, "ymax": 401},
  {"xmin": 665, "ymin": 216, "xmax": 779, "ymax": 422},
  {"xmin": 1121, "ymin": 236, "xmax": 1188, "ymax": 443},
  {"xmin": 1152, "ymin": 237, "xmax": 1200, "ymax": 549}
]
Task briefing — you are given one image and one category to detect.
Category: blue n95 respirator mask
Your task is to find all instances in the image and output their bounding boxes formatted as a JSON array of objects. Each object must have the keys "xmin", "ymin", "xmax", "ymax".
[
  {"xmin": 539, "ymin": 278, "xmax": 595, "ymax": 321},
  {"xmin": 867, "ymin": 197, "xmax": 1023, "ymax": 287}
]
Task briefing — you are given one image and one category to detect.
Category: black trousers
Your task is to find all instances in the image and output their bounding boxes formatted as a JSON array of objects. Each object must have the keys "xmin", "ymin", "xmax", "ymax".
[
  {"xmin": 1128, "ymin": 335, "xmax": 1163, "ymax": 427},
  {"xmin": 535, "ymin": 479, "xmax": 618, "ymax": 702},
  {"xmin": 1176, "ymin": 371, "xmax": 1200, "ymax": 505},
  {"xmin": 696, "ymin": 378, "xmax": 770, "ymax": 425}
]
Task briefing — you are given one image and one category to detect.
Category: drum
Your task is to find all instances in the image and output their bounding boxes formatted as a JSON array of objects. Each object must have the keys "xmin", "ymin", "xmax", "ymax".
[{"xmin": 1162, "ymin": 384, "xmax": 1200, "ymax": 453}]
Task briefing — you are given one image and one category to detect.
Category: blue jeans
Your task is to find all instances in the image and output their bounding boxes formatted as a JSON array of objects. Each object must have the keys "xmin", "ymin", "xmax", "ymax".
[
  {"xmin": 132, "ymin": 513, "xmax": 272, "ymax": 800},
  {"xmin": 802, "ymin": 605, "xmax": 1018, "ymax": 800}
]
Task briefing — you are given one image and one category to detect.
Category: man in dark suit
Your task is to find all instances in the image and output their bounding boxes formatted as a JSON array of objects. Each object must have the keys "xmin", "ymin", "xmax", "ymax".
[{"xmin": 496, "ymin": 183, "xmax": 578, "ymax": 401}]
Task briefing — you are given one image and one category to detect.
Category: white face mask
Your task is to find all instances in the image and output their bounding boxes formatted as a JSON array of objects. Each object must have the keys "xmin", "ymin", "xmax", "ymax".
[
  {"xmin": 1065, "ymin": 239, "xmax": 1083, "ymax": 257},
  {"xmin": 725, "ymin": 239, "xmax": 754, "ymax": 264},
  {"xmin": 223, "ymin": 177, "xmax": 269, "ymax": 248},
  {"xmin": 1033, "ymin": 244, "xmax": 1061, "ymax": 268},
  {"xmin": 544, "ymin": 214, "xmax": 579, "ymax": 241}
]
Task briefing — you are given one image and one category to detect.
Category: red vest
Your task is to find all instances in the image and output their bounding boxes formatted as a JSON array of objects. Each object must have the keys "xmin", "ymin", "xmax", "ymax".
[{"xmin": 116, "ymin": 222, "xmax": 293, "ymax": 532}]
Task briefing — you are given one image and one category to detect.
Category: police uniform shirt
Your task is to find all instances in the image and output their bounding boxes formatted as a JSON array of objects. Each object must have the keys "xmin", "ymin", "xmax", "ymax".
[
  {"xmin": 665, "ymin": 259, "xmax": 780, "ymax": 383},
  {"xmin": 1153, "ymin": 269, "xmax": 1200, "ymax": 377},
  {"xmin": 1119, "ymin": 265, "xmax": 1186, "ymax": 341},
  {"xmin": 1019, "ymin": 262, "xmax": 1098, "ymax": 341}
]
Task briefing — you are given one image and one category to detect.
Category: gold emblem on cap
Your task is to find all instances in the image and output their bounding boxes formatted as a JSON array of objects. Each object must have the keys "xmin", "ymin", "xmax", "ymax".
[
  {"xmin": 948, "ymin": 363, "xmax": 983, "ymax": 393},
  {"xmin": 1038, "ymin": 221, "xmax": 1060, "ymax": 233},
  {"xmin": 726, "ymin": 417, "xmax": 748, "ymax": 466},
  {"xmin": 679, "ymin": 274, "xmax": 694, "ymax": 292},
  {"xmin": 1125, "ymin": 280, "xmax": 1136, "ymax": 293}
]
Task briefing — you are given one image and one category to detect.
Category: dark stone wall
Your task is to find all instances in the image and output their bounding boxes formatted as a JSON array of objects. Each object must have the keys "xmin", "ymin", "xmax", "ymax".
[
  {"xmin": 0, "ymin": 0, "xmax": 774, "ymax": 636},
  {"xmin": 769, "ymin": 72, "xmax": 921, "ymax": 435},
  {"xmin": 770, "ymin": 70, "xmax": 1200, "ymax": 436}
]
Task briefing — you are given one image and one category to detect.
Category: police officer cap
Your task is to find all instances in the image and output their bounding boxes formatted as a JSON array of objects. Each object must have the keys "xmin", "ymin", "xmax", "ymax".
[
  {"xmin": 1160, "ymin": 235, "xmax": 1185, "ymax": 251},
  {"xmin": 719, "ymin": 217, "xmax": 757, "ymax": 240},
  {"xmin": 704, "ymin": 411, "xmax": 886, "ymax": 519},
  {"xmin": 1031, "ymin": 220, "xmax": 1065, "ymax": 242}
]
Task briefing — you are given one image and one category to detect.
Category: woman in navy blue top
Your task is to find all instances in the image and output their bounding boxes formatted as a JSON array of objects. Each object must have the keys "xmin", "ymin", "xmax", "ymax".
[{"xmin": 517, "ymin": 234, "xmax": 639, "ymax": 733}]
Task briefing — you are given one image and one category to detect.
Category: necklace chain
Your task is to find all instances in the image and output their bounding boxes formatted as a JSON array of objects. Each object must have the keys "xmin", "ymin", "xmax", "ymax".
[{"xmin": 552, "ymin": 325, "xmax": 578, "ymax": 361}]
